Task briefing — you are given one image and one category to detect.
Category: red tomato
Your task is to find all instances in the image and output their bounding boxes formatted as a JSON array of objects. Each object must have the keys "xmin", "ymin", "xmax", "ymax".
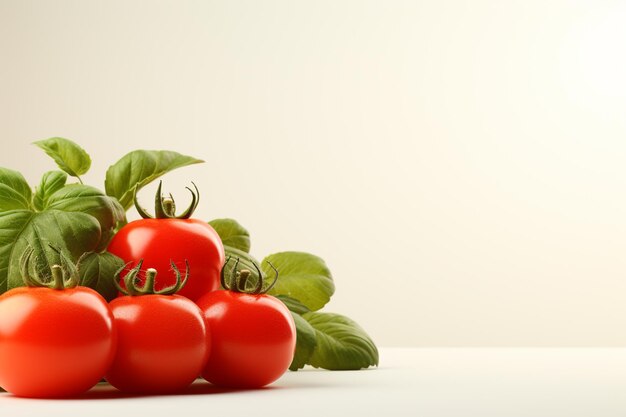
[
  {"xmin": 108, "ymin": 218, "xmax": 224, "ymax": 300},
  {"xmin": 105, "ymin": 266, "xmax": 209, "ymax": 394},
  {"xmin": 196, "ymin": 262, "xmax": 295, "ymax": 388},
  {"xmin": 108, "ymin": 183, "xmax": 224, "ymax": 302},
  {"xmin": 0, "ymin": 286, "xmax": 116, "ymax": 398}
]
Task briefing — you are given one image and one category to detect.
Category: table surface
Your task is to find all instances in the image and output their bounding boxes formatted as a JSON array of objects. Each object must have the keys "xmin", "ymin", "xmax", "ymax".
[{"xmin": 2, "ymin": 347, "xmax": 626, "ymax": 417}]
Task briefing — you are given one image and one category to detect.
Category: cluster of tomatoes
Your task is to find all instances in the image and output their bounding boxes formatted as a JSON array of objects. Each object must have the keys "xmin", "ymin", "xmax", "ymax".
[{"xmin": 0, "ymin": 185, "xmax": 296, "ymax": 398}]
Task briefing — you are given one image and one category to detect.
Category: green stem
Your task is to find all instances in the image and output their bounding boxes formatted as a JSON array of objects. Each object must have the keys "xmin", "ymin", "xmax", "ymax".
[
  {"xmin": 220, "ymin": 256, "xmax": 232, "ymax": 290},
  {"xmin": 20, "ymin": 247, "xmax": 33, "ymax": 286},
  {"xmin": 114, "ymin": 260, "xmax": 189, "ymax": 296},
  {"xmin": 124, "ymin": 260, "xmax": 144, "ymax": 295},
  {"xmin": 162, "ymin": 199, "xmax": 176, "ymax": 217},
  {"xmin": 229, "ymin": 258, "xmax": 241, "ymax": 290},
  {"xmin": 143, "ymin": 268, "xmax": 157, "ymax": 293},
  {"xmin": 50, "ymin": 265, "xmax": 65, "ymax": 290},
  {"xmin": 135, "ymin": 181, "xmax": 199, "ymax": 219},
  {"xmin": 154, "ymin": 181, "xmax": 168, "ymax": 218},
  {"xmin": 177, "ymin": 184, "xmax": 199, "ymax": 219},
  {"xmin": 219, "ymin": 258, "xmax": 279, "ymax": 295},
  {"xmin": 237, "ymin": 269, "xmax": 251, "ymax": 292},
  {"xmin": 262, "ymin": 260, "xmax": 279, "ymax": 293}
]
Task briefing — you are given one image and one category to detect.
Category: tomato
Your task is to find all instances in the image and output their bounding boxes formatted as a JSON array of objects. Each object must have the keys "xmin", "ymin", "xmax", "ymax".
[
  {"xmin": 108, "ymin": 182, "xmax": 224, "ymax": 302},
  {"xmin": 196, "ymin": 260, "xmax": 296, "ymax": 388},
  {"xmin": 105, "ymin": 263, "xmax": 209, "ymax": 394},
  {"xmin": 108, "ymin": 219, "xmax": 223, "ymax": 300},
  {"xmin": 0, "ymin": 253, "xmax": 116, "ymax": 398}
]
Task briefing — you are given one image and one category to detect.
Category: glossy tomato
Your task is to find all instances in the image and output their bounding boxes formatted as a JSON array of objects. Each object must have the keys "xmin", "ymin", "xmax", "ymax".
[
  {"xmin": 108, "ymin": 182, "xmax": 224, "ymax": 302},
  {"xmin": 105, "ymin": 264, "xmax": 209, "ymax": 394},
  {"xmin": 0, "ymin": 260, "xmax": 116, "ymax": 398},
  {"xmin": 196, "ymin": 261, "xmax": 296, "ymax": 388}
]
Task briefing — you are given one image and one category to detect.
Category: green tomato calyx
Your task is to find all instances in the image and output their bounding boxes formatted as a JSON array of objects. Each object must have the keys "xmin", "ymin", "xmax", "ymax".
[
  {"xmin": 19, "ymin": 245, "xmax": 81, "ymax": 290},
  {"xmin": 134, "ymin": 180, "xmax": 199, "ymax": 220},
  {"xmin": 220, "ymin": 256, "xmax": 279, "ymax": 295},
  {"xmin": 113, "ymin": 259, "xmax": 190, "ymax": 296}
]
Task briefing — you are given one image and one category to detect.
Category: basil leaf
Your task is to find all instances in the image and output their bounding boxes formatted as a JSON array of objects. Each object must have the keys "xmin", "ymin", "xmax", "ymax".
[
  {"xmin": 105, "ymin": 150, "xmax": 204, "ymax": 210},
  {"xmin": 0, "ymin": 168, "xmax": 126, "ymax": 294},
  {"xmin": 33, "ymin": 171, "xmax": 67, "ymax": 211},
  {"xmin": 33, "ymin": 137, "xmax": 91, "ymax": 178},
  {"xmin": 262, "ymin": 252, "xmax": 335, "ymax": 311},
  {"xmin": 0, "ymin": 210, "xmax": 101, "ymax": 292},
  {"xmin": 276, "ymin": 294, "xmax": 311, "ymax": 315},
  {"xmin": 303, "ymin": 312, "xmax": 379, "ymax": 370},
  {"xmin": 289, "ymin": 311, "xmax": 317, "ymax": 371},
  {"xmin": 78, "ymin": 251, "xmax": 126, "ymax": 301},
  {"xmin": 46, "ymin": 184, "xmax": 125, "ymax": 250},
  {"xmin": 209, "ymin": 218, "xmax": 251, "ymax": 253},
  {"xmin": 0, "ymin": 167, "xmax": 32, "ymax": 211}
]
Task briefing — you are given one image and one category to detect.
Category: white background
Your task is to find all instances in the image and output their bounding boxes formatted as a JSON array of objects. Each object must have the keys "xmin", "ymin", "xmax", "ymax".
[
  {"xmin": 1, "ymin": 0, "xmax": 626, "ymax": 347},
  {"xmin": 5, "ymin": 348, "xmax": 626, "ymax": 417}
]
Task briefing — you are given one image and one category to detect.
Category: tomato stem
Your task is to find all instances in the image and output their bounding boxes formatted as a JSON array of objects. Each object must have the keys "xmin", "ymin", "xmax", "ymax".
[
  {"xmin": 49, "ymin": 245, "xmax": 80, "ymax": 288},
  {"xmin": 50, "ymin": 265, "xmax": 65, "ymax": 290},
  {"xmin": 20, "ymin": 247, "xmax": 43, "ymax": 287},
  {"xmin": 162, "ymin": 197, "xmax": 175, "ymax": 217},
  {"xmin": 262, "ymin": 261, "xmax": 279, "ymax": 293},
  {"xmin": 220, "ymin": 257, "xmax": 280, "ymax": 295},
  {"xmin": 237, "ymin": 270, "xmax": 250, "ymax": 292},
  {"xmin": 134, "ymin": 181, "xmax": 200, "ymax": 220},
  {"xmin": 143, "ymin": 268, "xmax": 158, "ymax": 294},
  {"xmin": 176, "ymin": 183, "xmax": 199, "ymax": 218},
  {"xmin": 113, "ymin": 259, "xmax": 190, "ymax": 296},
  {"xmin": 134, "ymin": 189, "xmax": 153, "ymax": 219},
  {"xmin": 154, "ymin": 181, "xmax": 167, "ymax": 218},
  {"xmin": 19, "ymin": 245, "xmax": 80, "ymax": 290}
]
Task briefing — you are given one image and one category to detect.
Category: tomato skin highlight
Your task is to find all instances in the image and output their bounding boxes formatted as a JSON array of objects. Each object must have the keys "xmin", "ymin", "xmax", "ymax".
[
  {"xmin": 197, "ymin": 291, "xmax": 296, "ymax": 388},
  {"xmin": 107, "ymin": 218, "xmax": 225, "ymax": 302},
  {"xmin": 0, "ymin": 287, "xmax": 116, "ymax": 398},
  {"xmin": 105, "ymin": 294, "xmax": 209, "ymax": 394}
]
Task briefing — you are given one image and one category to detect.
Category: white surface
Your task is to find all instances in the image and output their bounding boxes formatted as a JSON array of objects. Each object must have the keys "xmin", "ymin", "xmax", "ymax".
[
  {"xmin": 3, "ymin": 1, "xmax": 626, "ymax": 347},
  {"xmin": 2, "ymin": 347, "xmax": 626, "ymax": 417}
]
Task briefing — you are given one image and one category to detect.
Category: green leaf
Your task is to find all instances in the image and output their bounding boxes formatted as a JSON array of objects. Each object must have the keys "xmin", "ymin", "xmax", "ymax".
[
  {"xmin": 33, "ymin": 171, "xmax": 67, "ymax": 211},
  {"xmin": 262, "ymin": 252, "xmax": 335, "ymax": 311},
  {"xmin": 276, "ymin": 294, "xmax": 311, "ymax": 315},
  {"xmin": 45, "ymin": 184, "xmax": 125, "ymax": 250},
  {"xmin": 0, "ymin": 167, "xmax": 33, "ymax": 211},
  {"xmin": 0, "ymin": 210, "xmax": 101, "ymax": 293},
  {"xmin": 33, "ymin": 137, "xmax": 91, "ymax": 178},
  {"xmin": 209, "ymin": 218, "xmax": 251, "ymax": 253},
  {"xmin": 303, "ymin": 312, "xmax": 379, "ymax": 370},
  {"xmin": 0, "ymin": 169, "xmax": 127, "ymax": 295},
  {"xmin": 289, "ymin": 312, "xmax": 317, "ymax": 371},
  {"xmin": 78, "ymin": 251, "xmax": 126, "ymax": 301},
  {"xmin": 105, "ymin": 150, "xmax": 204, "ymax": 210}
]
